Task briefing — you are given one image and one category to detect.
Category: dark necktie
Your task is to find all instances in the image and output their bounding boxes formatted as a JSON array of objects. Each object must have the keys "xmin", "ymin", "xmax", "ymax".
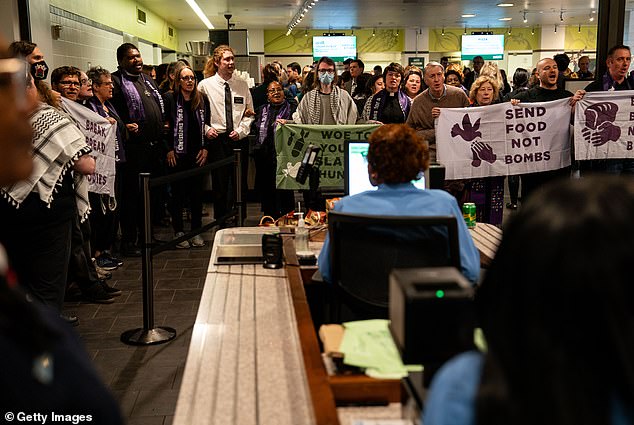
[{"xmin": 224, "ymin": 82, "xmax": 234, "ymax": 134}]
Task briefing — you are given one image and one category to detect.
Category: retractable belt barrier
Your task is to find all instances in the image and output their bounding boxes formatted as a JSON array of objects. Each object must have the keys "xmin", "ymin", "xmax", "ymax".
[{"xmin": 121, "ymin": 149, "xmax": 243, "ymax": 346}]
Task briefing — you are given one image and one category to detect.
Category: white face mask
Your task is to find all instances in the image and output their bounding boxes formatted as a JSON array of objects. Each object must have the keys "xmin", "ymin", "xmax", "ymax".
[{"xmin": 319, "ymin": 72, "xmax": 335, "ymax": 85}]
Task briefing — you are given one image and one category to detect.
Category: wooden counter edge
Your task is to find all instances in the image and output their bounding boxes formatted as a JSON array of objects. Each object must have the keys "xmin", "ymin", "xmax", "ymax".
[{"xmin": 283, "ymin": 236, "xmax": 340, "ymax": 425}]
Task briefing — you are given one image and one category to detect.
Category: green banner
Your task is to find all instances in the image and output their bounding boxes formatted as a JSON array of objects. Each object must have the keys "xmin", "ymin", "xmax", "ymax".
[{"xmin": 275, "ymin": 124, "xmax": 380, "ymax": 190}]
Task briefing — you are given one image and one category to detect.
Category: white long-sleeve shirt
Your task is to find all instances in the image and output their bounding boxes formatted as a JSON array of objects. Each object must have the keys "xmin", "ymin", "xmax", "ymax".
[{"xmin": 198, "ymin": 73, "xmax": 254, "ymax": 140}]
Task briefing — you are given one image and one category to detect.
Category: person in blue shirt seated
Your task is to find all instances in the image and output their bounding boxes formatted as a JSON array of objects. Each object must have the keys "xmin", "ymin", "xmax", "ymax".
[
  {"xmin": 423, "ymin": 176, "xmax": 634, "ymax": 425},
  {"xmin": 318, "ymin": 124, "xmax": 480, "ymax": 284}
]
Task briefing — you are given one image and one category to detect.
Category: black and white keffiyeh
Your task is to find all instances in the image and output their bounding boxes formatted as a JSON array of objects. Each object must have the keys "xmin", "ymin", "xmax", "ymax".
[{"xmin": 1, "ymin": 103, "xmax": 91, "ymax": 221}]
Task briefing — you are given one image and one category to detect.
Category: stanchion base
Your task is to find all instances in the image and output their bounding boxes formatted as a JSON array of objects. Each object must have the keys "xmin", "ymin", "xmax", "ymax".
[{"xmin": 121, "ymin": 326, "xmax": 177, "ymax": 346}]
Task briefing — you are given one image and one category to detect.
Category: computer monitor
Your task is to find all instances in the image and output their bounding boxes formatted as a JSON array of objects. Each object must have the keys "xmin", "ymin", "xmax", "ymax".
[{"xmin": 344, "ymin": 140, "xmax": 426, "ymax": 195}]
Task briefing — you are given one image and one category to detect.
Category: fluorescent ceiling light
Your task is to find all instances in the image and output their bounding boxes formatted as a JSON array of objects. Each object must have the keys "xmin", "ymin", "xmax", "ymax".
[
  {"xmin": 497, "ymin": 3, "xmax": 514, "ymax": 6},
  {"xmin": 185, "ymin": 0, "xmax": 214, "ymax": 29},
  {"xmin": 499, "ymin": 17, "xmax": 512, "ymax": 21},
  {"xmin": 462, "ymin": 14, "xmax": 476, "ymax": 17}
]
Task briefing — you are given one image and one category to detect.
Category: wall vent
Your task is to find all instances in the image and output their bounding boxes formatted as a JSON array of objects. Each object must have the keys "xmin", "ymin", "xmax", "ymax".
[
  {"xmin": 137, "ymin": 8, "xmax": 147, "ymax": 24},
  {"xmin": 168, "ymin": 27, "xmax": 174, "ymax": 37}
]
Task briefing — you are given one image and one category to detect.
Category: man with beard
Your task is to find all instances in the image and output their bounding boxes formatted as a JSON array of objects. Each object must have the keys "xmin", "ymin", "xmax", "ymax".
[
  {"xmin": 110, "ymin": 43, "xmax": 164, "ymax": 256},
  {"xmin": 511, "ymin": 57, "xmax": 575, "ymax": 200}
]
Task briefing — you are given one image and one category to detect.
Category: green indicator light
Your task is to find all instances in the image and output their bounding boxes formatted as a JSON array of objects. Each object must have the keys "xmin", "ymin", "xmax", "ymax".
[{"xmin": 436, "ymin": 290, "xmax": 445, "ymax": 298}]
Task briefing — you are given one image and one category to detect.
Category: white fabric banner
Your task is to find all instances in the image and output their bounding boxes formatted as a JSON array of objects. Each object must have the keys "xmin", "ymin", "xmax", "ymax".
[
  {"xmin": 574, "ymin": 90, "xmax": 634, "ymax": 160},
  {"xmin": 436, "ymin": 99, "xmax": 571, "ymax": 179},
  {"xmin": 61, "ymin": 98, "xmax": 116, "ymax": 195}
]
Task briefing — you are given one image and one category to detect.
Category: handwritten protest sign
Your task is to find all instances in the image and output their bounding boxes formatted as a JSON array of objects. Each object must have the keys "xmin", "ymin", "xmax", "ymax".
[
  {"xmin": 62, "ymin": 98, "xmax": 117, "ymax": 195},
  {"xmin": 275, "ymin": 124, "xmax": 380, "ymax": 189},
  {"xmin": 574, "ymin": 90, "xmax": 634, "ymax": 160},
  {"xmin": 436, "ymin": 99, "xmax": 571, "ymax": 179}
]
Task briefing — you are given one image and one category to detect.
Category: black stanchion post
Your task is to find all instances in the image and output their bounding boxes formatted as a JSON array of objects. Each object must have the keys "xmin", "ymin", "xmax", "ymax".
[
  {"xmin": 234, "ymin": 148, "xmax": 243, "ymax": 227},
  {"xmin": 121, "ymin": 173, "xmax": 176, "ymax": 346}
]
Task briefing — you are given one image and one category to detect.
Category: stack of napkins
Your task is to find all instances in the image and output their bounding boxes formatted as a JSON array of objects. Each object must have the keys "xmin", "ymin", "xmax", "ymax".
[{"xmin": 339, "ymin": 319, "xmax": 423, "ymax": 379}]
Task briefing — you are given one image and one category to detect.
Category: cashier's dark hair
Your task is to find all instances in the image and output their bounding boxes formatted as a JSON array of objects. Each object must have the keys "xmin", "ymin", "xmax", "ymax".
[
  {"xmin": 367, "ymin": 124, "xmax": 429, "ymax": 183},
  {"xmin": 473, "ymin": 176, "xmax": 634, "ymax": 425}
]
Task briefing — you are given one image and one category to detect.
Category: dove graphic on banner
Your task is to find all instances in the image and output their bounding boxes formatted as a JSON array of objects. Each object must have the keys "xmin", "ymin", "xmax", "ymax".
[{"xmin": 451, "ymin": 114, "xmax": 497, "ymax": 167}]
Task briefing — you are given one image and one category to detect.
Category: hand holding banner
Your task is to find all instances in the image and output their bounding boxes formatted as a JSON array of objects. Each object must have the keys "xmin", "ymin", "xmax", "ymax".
[{"xmin": 574, "ymin": 90, "xmax": 634, "ymax": 160}]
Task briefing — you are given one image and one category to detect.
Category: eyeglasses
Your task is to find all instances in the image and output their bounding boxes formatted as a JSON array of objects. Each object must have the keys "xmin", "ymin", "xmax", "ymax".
[
  {"xmin": 58, "ymin": 80, "xmax": 80, "ymax": 87},
  {"xmin": 267, "ymin": 88, "xmax": 283, "ymax": 93},
  {"xmin": 96, "ymin": 81, "xmax": 114, "ymax": 87},
  {"xmin": 80, "ymin": 79, "xmax": 92, "ymax": 86},
  {"xmin": 180, "ymin": 76, "xmax": 196, "ymax": 81},
  {"xmin": 318, "ymin": 69, "xmax": 335, "ymax": 75}
]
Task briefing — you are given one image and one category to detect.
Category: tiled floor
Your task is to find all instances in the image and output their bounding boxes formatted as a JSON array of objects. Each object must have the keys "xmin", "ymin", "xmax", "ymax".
[{"xmin": 64, "ymin": 203, "xmax": 263, "ymax": 425}]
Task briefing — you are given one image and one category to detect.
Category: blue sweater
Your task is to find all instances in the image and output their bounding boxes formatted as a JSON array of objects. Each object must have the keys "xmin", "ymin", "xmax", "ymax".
[{"xmin": 317, "ymin": 183, "xmax": 480, "ymax": 284}]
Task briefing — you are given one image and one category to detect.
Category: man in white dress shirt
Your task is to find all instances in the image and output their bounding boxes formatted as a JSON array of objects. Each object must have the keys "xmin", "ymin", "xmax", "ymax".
[{"xmin": 198, "ymin": 45, "xmax": 254, "ymax": 222}]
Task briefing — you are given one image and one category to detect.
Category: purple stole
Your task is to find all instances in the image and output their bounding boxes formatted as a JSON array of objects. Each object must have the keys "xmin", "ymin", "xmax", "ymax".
[
  {"xmin": 119, "ymin": 70, "xmax": 164, "ymax": 122},
  {"xmin": 257, "ymin": 101, "xmax": 291, "ymax": 146},
  {"xmin": 368, "ymin": 89, "xmax": 410, "ymax": 122},
  {"xmin": 173, "ymin": 93, "xmax": 206, "ymax": 154}
]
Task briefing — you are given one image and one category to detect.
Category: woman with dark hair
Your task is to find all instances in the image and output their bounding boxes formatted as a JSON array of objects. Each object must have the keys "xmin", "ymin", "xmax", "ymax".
[
  {"xmin": 163, "ymin": 65, "xmax": 211, "ymax": 248},
  {"xmin": 362, "ymin": 62, "xmax": 411, "ymax": 124},
  {"xmin": 318, "ymin": 124, "xmax": 480, "ymax": 284},
  {"xmin": 365, "ymin": 74, "xmax": 384, "ymax": 96},
  {"xmin": 251, "ymin": 63, "xmax": 282, "ymax": 110},
  {"xmin": 424, "ymin": 176, "xmax": 634, "ymax": 425},
  {"xmin": 253, "ymin": 80, "xmax": 297, "ymax": 218},
  {"xmin": 402, "ymin": 69, "xmax": 423, "ymax": 100},
  {"xmin": 503, "ymin": 67, "xmax": 530, "ymax": 210},
  {"xmin": 445, "ymin": 69, "xmax": 469, "ymax": 95}
]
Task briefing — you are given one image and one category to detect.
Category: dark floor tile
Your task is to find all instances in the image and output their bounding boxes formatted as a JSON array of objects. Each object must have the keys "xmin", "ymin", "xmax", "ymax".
[
  {"xmin": 152, "ymin": 269, "xmax": 183, "ymax": 279},
  {"xmin": 111, "ymin": 269, "xmax": 142, "ymax": 280},
  {"xmin": 94, "ymin": 302, "xmax": 146, "ymax": 318},
  {"xmin": 180, "ymin": 268, "xmax": 206, "ymax": 278},
  {"xmin": 77, "ymin": 317, "xmax": 116, "ymax": 333},
  {"xmin": 126, "ymin": 259, "xmax": 167, "ymax": 271},
  {"xmin": 80, "ymin": 331, "xmax": 126, "ymax": 351},
  {"xmin": 131, "ymin": 388, "xmax": 180, "ymax": 417},
  {"xmin": 127, "ymin": 416, "xmax": 167, "ymax": 425},
  {"xmin": 111, "ymin": 315, "xmax": 167, "ymax": 333},
  {"xmin": 127, "ymin": 290, "xmax": 175, "ymax": 303},
  {"xmin": 160, "ymin": 314, "xmax": 196, "ymax": 332},
  {"xmin": 111, "ymin": 365, "xmax": 178, "ymax": 391},
  {"xmin": 63, "ymin": 302, "xmax": 101, "ymax": 320},
  {"xmin": 111, "ymin": 389, "xmax": 139, "ymax": 418},
  {"xmin": 153, "ymin": 301, "xmax": 196, "ymax": 316},
  {"xmin": 164, "ymin": 258, "xmax": 208, "ymax": 269},
  {"xmin": 111, "ymin": 279, "xmax": 142, "ymax": 291},
  {"xmin": 172, "ymin": 289, "xmax": 202, "ymax": 302},
  {"xmin": 163, "ymin": 416, "xmax": 173, "ymax": 425},
  {"xmin": 171, "ymin": 366, "xmax": 185, "ymax": 390},
  {"xmin": 155, "ymin": 278, "xmax": 200, "ymax": 290}
]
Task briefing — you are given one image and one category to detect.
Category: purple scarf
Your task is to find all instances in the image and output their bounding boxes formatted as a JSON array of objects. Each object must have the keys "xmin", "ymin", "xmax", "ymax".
[
  {"xmin": 173, "ymin": 93, "xmax": 205, "ymax": 154},
  {"xmin": 86, "ymin": 97, "xmax": 126, "ymax": 163},
  {"xmin": 602, "ymin": 72, "xmax": 634, "ymax": 91},
  {"xmin": 119, "ymin": 70, "xmax": 164, "ymax": 122},
  {"xmin": 368, "ymin": 89, "xmax": 410, "ymax": 122},
  {"xmin": 257, "ymin": 101, "xmax": 291, "ymax": 146}
]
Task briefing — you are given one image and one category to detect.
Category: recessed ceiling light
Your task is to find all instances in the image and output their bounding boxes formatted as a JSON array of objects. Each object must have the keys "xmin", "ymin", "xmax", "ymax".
[
  {"xmin": 462, "ymin": 14, "xmax": 476, "ymax": 18},
  {"xmin": 499, "ymin": 17, "xmax": 512, "ymax": 20},
  {"xmin": 497, "ymin": 3, "xmax": 514, "ymax": 6}
]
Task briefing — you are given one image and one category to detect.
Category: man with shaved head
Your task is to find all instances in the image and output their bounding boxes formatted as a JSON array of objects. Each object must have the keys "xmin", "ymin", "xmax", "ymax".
[{"xmin": 511, "ymin": 57, "xmax": 575, "ymax": 201}]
